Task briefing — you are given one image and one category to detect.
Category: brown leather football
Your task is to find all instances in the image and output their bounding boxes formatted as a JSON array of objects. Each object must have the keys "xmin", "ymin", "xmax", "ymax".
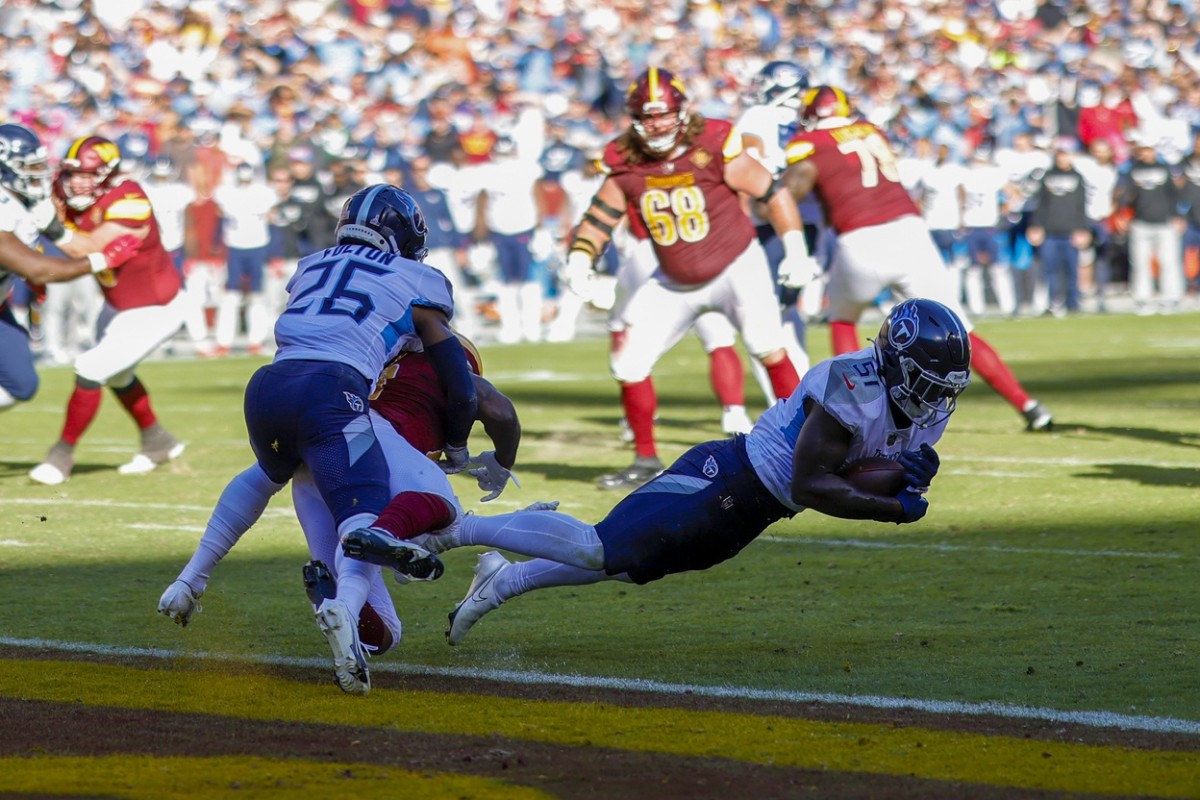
[{"xmin": 839, "ymin": 456, "xmax": 908, "ymax": 496}]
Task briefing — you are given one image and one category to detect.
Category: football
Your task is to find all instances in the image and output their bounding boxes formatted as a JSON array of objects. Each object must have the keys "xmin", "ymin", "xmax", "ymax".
[{"xmin": 839, "ymin": 456, "xmax": 908, "ymax": 496}]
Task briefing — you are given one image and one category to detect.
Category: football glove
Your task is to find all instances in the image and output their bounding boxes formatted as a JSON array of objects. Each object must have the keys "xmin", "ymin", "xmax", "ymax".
[
  {"xmin": 561, "ymin": 251, "xmax": 595, "ymax": 298},
  {"xmin": 468, "ymin": 450, "xmax": 521, "ymax": 502},
  {"xmin": 899, "ymin": 444, "xmax": 940, "ymax": 490},
  {"xmin": 777, "ymin": 253, "xmax": 822, "ymax": 289},
  {"xmin": 437, "ymin": 443, "xmax": 471, "ymax": 475},
  {"xmin": 896, "ymin": 487, "xmax": 929, "ymax": 524},
  {"xmin": 158, "ymin": 579, "xmax": 203, "ymax": 627},
  {"xmin": 87, "ymin": 234, "xmax": 142, "ymax": 274}
]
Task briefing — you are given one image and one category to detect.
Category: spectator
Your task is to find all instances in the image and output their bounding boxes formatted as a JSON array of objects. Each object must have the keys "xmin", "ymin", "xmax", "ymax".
[
  {"xmin": 1026, "ymin": 141, "xmax": 1091, "ymax": 316},
  {"xmin": 213, "ymin": 162, "xmax": 276, "ymax": 355},
  {"xmin": 1117, "ymin": 134, "xmax": 1187, "ymax": 315},
  {"xmin": 1073, "ymin": 139, "xmax": 1121, "ymax": 311}
]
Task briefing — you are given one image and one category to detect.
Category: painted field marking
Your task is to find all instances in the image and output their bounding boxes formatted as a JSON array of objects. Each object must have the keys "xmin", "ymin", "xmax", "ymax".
[
  {"xmin": 0, "ymin": 655, "xmax": 1196, "ymax": 798},
  {"xmin": 758, "ymin": 536, "xmax": 1186, "ymax": 560},
  {"xmin": 0, "ymin": 498, "xmax": 296, "ymax": 517},
  {"xmin": 2, "ymin": 637, "xmax": 1196, "ymax": 737}
]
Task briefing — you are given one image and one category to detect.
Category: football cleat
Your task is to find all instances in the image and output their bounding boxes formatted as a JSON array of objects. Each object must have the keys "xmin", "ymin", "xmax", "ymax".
[
  {"xmin": 341, "ymin": 527, "xmax": 445, "ymax": 581},
  {"xmin": 302, "ymin": 560, "xmax": 337, "ymax": 606},
  {"xmin": 157, "ymin": 580, "xmax": 203, "ymax": 627},
  {"xmin": 596, "ymin": 456, "xmax": 664, "ymax": 491},
  {"xmin": 315, "ymin": 598, "xmax": 371, "ymax": 695},
  {"xmin": 721, "ymin": 405, "xmax": 754, "ymax": 436},
  {"xmin": 118, "ymin": 424, "xmax": 185, "ymax": 475},
  {"xmin": 447, "ymin": 551, "xmax": 511, "ymax": 646},
  {"xmin": 1022, "ymin": 400, "xmax": 1054, "ymax": 432},
  {"xmin": 29, "ymin": 441, "xmax": 75, "ymax": 486}
]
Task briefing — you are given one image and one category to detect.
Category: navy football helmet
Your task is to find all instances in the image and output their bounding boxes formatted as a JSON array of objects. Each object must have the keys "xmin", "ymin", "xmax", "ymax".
[
  {"xmin": 0, "ymin": 123, "xmax": 52, "ymax": 205},
  {"xmin": 874, "ymin": 299, "xmax": 971, "ymax": 428},
  {"xmin": 751, "ymin": 61, "xmax": 809, "ymax": 109},
  {"xmin": 335, "ymin": 184, "xmax": 429, "ymax": 261}
]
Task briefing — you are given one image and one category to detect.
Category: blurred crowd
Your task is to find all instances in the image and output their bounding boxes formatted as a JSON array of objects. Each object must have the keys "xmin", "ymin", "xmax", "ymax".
[{"xmin": 4, "ymin": 0, "xmax": 1200, "ymax": 357}]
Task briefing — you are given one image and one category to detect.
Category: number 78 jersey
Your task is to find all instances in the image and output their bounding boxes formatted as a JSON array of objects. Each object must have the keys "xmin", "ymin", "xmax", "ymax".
[
  {"xmin": 784, "ymin": 121, "xmax": 920, "ymax": 235},
  {"xmin": 274, "ymin": 243, "xmax": 456, "ymax": 391}
]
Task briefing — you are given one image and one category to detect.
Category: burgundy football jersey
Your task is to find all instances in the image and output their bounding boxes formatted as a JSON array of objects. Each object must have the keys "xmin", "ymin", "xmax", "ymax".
[
  {"xmin": 784, "ymin": 121, "xmax": 920, "ymax": 234},
  {"xmin": 604, "ymin": 118, "xmax": 754, "ymax": 285},
  {"xmin": 64, "ymin": 178, "xmax": 180, "ymax": 309}
]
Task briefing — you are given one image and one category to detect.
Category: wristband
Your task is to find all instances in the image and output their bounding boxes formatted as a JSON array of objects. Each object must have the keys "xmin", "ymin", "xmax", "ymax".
[
  {"xmin": 781, "ymin": 230, "xmax": 810, "ymax": 259},
  {"xmin": 87, "ymin": 253, "xmax": 109, "ymax": 273}
]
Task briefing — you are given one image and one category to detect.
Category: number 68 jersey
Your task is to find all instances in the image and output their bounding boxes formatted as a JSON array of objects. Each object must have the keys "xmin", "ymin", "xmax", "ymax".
[
  {"xmin": 604, "ymin": 118, "xmax": 754, "ymax": 285},
  {"xmin": 273, "ymin": 243, "xmax": 455, "ymax": 392},
  {"xmin": 783, "ymin": 120, "xmax": 920, "ymax": 235}
]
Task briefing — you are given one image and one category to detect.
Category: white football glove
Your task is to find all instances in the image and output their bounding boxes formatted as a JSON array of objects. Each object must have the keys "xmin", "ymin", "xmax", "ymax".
[
  {"xmin": 468, "ymin": 450, "xmax": 521, "ymax": 502},
  {"xmin": 158, "ymin": 580, "xmax": 203, "ymax": 627},
  {"xmin": 437, "ymin": 443, "xmax": 471, "ymax": 475},
  {"xmin": 777, "ymin": 253, "xmax": 822, "ymax": 289},
  {"xmin": 560, "ymin": 251, "xmax": 595, "ymax": 298}
]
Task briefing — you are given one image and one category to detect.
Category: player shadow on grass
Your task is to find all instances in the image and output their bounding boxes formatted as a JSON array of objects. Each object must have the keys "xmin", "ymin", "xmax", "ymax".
[
  {"xmin": 1065, "ymin": 423, "xmax": 1200, "ymax": 451},
  {"xmin": 0, "ymin": 461, "xmax": 112, "ymax": 479},
  {"xmin": 1074, "ymin": 463, "xmax": 1200, "ymax": 489}
]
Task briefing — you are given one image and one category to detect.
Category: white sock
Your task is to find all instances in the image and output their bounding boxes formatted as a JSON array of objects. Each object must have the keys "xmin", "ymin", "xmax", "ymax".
[
  {"xmin": 460, "ymin": 511, "xmax": 605, "ymax": 570},
  {"xmin": 332, "ymin": 551, "xmax": 377, "ymax": 618}
]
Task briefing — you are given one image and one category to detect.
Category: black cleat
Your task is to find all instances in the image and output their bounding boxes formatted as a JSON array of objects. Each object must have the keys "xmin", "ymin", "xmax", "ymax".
[
  {"xmin": 596, "ymin": 456, "xmax": 664, "ymax": 491},
  {"xmin": 303, "ymin": 560, "xmax": 337, "ymax": 605},
  {"xmin": 341, "ymin": 527, "xmax": 445, "ymax": 581}
]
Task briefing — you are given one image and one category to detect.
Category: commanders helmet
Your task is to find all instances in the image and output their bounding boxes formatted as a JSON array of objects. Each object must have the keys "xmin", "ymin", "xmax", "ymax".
[
  {"xmin": 798, "ymin": 86, "xmax": 854, "ymax": 131},
  {"xmin": 626, "ymin": 67, "xmax": 690, "ymax": 155},
  {"xmin": 455, "ymin": 330, "xmax": 483, "ymax": 376},
  {"xmin": 56, "ymin": 135, "xmax": 123, "ymax": 211},
  {"xmin": 0, "ymin": 123, "xmax": 52, "ymax": 206},
  {"xmin": 874, "ymin": 298, "xmax": 971, "ymax": 429},
  {"xmin": 751, "ymin": 61, "xmax": 809, "ymax": 109},
  {"xmin": 336, "ymin": 184, "xmax": 429, "ymax": 261}
]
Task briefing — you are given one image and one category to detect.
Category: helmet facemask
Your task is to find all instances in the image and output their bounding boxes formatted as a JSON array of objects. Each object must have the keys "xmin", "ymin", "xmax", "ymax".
[{"xmin": 874, "ymin": 298, "xmax": 972, "ymax": 429}]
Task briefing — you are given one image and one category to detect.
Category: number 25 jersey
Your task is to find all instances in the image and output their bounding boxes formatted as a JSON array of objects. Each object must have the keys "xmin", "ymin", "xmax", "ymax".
[
  {"xmin": 604, "ymin": 118, "xmax": 754, "ymax": 285},
  {"xmin": 273, "ymin": 244, "xmax": 455, "ymax": 391},
  {"xmin": 784, "ymin": 121, "xmax": 920, "ymax": 235}
]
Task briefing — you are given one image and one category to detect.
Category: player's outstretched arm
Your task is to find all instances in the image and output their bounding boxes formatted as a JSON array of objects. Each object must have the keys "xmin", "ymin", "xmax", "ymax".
[
  {"xmin": 50, "ymin": 219, "xmax": 151, "ymax": 258},
  {"xmin": 789, "ymin": 401, "xmax": 915, "ymax": 523},
  {"xmin": 561, "ymin": 178, "xmax": 625, "ymax": 296},
  {"xmin": 0, "ymin": 230, "xmax": 140, "ymax": 284},
  {"xmin": 467, "ymin": 375, "xmax": 523, "ymax": 502}
]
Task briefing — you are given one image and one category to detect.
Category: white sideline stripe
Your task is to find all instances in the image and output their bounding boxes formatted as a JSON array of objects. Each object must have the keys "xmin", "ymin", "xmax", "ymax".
[
  {"xmin": 759, "ymin": 536, "xmax": 1185, "ymax": 560},
  {"xmin": 2, "ymin": 637, "xmax": 1197, "ymax": 736},
  {"xmin": 0, "ymin": 540, "xmax": 30, "ymax": 547}
]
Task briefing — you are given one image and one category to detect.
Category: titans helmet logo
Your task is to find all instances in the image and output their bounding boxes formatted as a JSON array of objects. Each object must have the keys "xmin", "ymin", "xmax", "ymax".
[{"xmin": 888, "ymin": 303, "xmax": 919, "ymax": 351}]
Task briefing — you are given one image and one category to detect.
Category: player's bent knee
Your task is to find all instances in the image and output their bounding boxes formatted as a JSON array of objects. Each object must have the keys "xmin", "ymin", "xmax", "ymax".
[
  {"xmin": 757, "ymin": 347, "xmax": 790, "ymax": 366},
  {"xmin": 610, "ymin": 352, "xmax": 654, "ymax": 384}
]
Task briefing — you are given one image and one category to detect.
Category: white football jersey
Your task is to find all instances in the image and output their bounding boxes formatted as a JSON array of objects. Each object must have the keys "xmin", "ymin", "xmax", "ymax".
[
  {"xmin": 0, "ymin": 187, "xmax": 43, "ymax": 299},
  {"xmin": 274, "ymin": 244, "xmax": 455, "ymax": 391},
  {"xmin": 734, "ymin": 103, "xmax": 799, "ymax": 177},
  {"xmin": 745, "ymin": 346, "xmax": 948, "ymax": 512}
]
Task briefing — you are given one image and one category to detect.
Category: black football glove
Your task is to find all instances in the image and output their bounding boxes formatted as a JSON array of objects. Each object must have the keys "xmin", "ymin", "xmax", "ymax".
[{"xmin": 899, "ymin": 443, "xmax": 939, "ymax": 490}]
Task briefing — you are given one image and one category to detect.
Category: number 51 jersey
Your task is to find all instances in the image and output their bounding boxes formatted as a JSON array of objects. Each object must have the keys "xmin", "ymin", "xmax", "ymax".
[
  {"xmin": 273, "ymin": 243, "xmax": 455, "ymax": 392},
  {"xmin": 784, "ymin": 121, "xmax": 920, "ymax": 235}
]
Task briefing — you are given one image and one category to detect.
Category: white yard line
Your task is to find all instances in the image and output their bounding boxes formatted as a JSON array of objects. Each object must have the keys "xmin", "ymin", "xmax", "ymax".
[
  {"xmin": 0, "ymin": 498, "xmax": 294, "ymax": 516},
  {"xmin": 759, "ymin": 536, "xmax": 1185, "ymax": 560},
  {"xmin": 1, "ymin": 636, "xmax": 1196, "ymax": 736}
]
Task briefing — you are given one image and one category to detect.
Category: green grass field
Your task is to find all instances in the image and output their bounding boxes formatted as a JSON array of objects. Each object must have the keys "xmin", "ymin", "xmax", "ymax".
[{"xmin": 1, "ymin": 310, "xmax": 1198, "ymax": 724}]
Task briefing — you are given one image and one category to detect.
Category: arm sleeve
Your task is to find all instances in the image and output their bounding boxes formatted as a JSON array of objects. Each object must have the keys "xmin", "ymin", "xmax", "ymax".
[
  {"xmin": 424, "ymin": 335, "xmax": 479, "ymax": 447},
  {"xmin": 176, "ymin": 463, "xmax": 287, "ymax": 591}
]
